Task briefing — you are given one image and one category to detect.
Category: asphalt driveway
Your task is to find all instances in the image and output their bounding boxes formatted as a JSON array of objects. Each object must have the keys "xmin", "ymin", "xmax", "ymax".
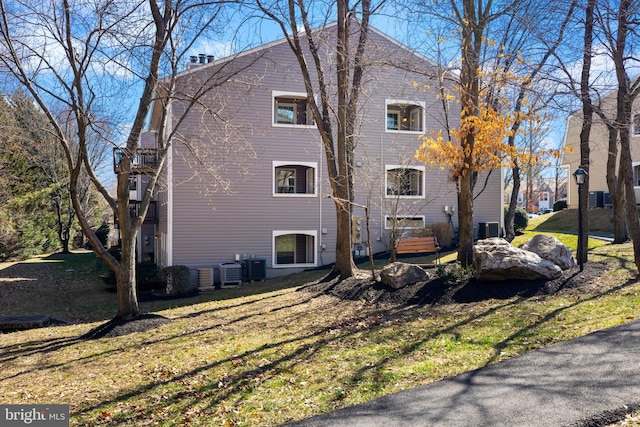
[{"xmin": 285, "ymin": 319, "xmax": 640, "ymax": 426}]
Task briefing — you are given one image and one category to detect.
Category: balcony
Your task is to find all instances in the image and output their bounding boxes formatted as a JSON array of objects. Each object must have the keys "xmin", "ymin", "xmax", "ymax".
[
  {"xmin": 129, "ymin": 201, "xmax": 158, "ymax": 224},
  {"xmin": 113, "ymin": 148, "xmax": 158, "ymax": 174},
  {"xmin": 114, "ymin": 201, "xmax": 158, "ymax": 229}
]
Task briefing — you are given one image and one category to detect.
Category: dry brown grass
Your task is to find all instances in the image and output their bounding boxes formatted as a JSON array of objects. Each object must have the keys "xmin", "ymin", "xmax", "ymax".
[{"xmin": 2, "ymin": 239, "xmax": 640, "ymax": 426}]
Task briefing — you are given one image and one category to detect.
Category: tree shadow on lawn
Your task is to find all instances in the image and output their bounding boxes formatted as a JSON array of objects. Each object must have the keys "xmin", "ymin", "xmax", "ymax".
[
  {"xmin": 69, "ymin": 262, "xmax": 620, "ymax": 426},
  {"xmin": 7, "ymin": 257, "xmax": 632, "ymax": 426}
]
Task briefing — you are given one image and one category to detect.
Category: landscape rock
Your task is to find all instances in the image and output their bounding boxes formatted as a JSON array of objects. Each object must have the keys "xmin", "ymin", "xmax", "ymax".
[
  {"xmin": 380, "ymin": 262, "xmax": 430, "ymax": 289},
  {"xmin": 521, "ymin": 234, "xmax": 576, "ymax": 270},
  {"xmin": 473, "ymin": 238, "xmax": 562, "ymax": 281}
]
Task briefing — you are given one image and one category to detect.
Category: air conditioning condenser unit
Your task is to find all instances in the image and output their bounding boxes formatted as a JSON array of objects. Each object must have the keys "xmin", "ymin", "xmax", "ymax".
[{"xmin": 218, "ymin": 262, "xmax": 242, "ymax": 288}]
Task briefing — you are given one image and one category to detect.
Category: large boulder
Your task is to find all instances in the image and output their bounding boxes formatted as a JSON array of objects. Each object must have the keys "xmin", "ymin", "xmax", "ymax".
[
  {"xmin": 473, "ymin": 238, "xmax": 562, "ymax": 281},
  {"xmin": 521, "ymin": 234, "xmax": 576, "ymax": 270},
  {"xmin": 380, "ymin": 262, "xmax": 430, "ymax": 289}
]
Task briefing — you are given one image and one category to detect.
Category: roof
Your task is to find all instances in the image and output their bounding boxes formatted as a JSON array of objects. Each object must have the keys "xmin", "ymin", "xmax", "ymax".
[
  {"xmin": 148, "ymin": 20, "xmax": 442, "ymax": 130},
  {"xmin": 174, "ymin": 20, "xmax": 438, "ymax": 78}
]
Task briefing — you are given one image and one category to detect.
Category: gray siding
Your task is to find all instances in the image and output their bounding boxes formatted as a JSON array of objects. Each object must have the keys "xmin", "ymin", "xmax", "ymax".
[{"xmin": 152, "ymin": 26, "xmax": 503, "ymax": 281}]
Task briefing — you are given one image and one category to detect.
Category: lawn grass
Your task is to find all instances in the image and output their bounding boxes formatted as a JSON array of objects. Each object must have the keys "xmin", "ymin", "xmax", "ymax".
[
  {"xmin": 1, "ymin": 210, "xmax": 639, "ymax": 426},
  {"xmin": 528, "ymin": 208, "xmax": 615, "ymax": 236}
]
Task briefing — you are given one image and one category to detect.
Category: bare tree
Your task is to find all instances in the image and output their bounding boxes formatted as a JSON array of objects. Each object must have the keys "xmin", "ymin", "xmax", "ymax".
[
  {"xmin": 592, "ymin": 0, "xmax": 640, "ymax": 252},
  {"xmin": 574, "ymin": 0, "xmax": 596, "ymax": 267},
  {"xmin": 412, "ymin": 0, "xmax": 527, "ymax": 265},
  {"xmin": 500, "ymin": 2, "xmax": 577, "ymax": 241},
  {"xmin": 0, "ymin": 0, "xmax": 233, "ymax": 318},
  {"xmin": 609, "ymin": 0, "xmax": 640, "ymax": 270},
  {"xmin": 255, "ymin": 0, "xmax": 384, "ymax": 279}
]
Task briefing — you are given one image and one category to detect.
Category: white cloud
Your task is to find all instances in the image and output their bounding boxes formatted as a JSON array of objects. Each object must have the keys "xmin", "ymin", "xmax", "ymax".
[{"xmin": 563, "ymin": 43, "xmax": 617, "ymax": 92}]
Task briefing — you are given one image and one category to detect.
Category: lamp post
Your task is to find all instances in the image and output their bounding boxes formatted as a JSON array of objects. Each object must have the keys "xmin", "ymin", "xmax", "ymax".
[{"xmin": 573, "ymin": 166, "xmax": 587, "ymax": 271}]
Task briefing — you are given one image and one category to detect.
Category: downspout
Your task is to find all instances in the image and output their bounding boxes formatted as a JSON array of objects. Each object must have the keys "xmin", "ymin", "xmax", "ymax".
[
  {"xmin": 136, "ymin": 176, "xmax": 142, "ymax": 262},
  {"xmin": 380, "ymin": 133, "xmax": 384, "ymax": 241},
  {"xmin": 319, "ymin": 131, "xmax": 324, "ymax": 266},
  {"xmin": 166, "ymin": 113, "xmax": 173, "ymax": 266},
  {"xmin": 500, "ymin": 166, "xmax": 505, "ymax": 236}
]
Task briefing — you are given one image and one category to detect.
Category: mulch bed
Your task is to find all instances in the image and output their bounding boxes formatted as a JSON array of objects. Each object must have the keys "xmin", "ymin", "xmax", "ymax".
[
  {"xmin": 81, "ymin": 313, "xmax": 171, "ymax": 340},
  {"xmin": 83, "ymin": 261, "xmax": 607, "ymax": 339},
  {"xmin": 301, "ymin": 261, "xmax": 608, "ymax": 307}
]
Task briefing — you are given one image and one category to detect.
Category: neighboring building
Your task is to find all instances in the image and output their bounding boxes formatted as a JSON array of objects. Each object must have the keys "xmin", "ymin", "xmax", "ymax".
[
  {"xmin": 536, "ymin": 177, "xmax": 566, "ymax": 211},
  {"xmin": 505, "ymin": 177, "xmax": 565, "ymax": 213},
  {"xmin": 121, "ymin": 23, "xmax": 504, "ymax": 285},
  {"xmin": 562, "ymin": 89, "xmax": 636, "ymax": 209}
]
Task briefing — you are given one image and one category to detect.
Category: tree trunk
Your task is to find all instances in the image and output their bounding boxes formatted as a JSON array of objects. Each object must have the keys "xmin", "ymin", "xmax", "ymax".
[
  {"xmin": 111, "ymin": 165, "xmax": 141, "ymax": 319},
  {"xmin": 333, "ymin": 0, "xmax": 355, "ymax": 279},
  {"xmin": 61, "ymin": 238, "xmax": 70, "ymax": 254},
  {"xmin": 455, "ymin": 0, "xmax": 481, "ymax": 268},
  {"xmin": 613, "ymin": 177, "xmax": 628, "ymax": 242},
  {"xmin": 614, "ymin": 0, "xmax": 640, "ymax": 271},
  {"xmin": 505, "ymin": 165, "xmax": 521, "ymax": 242},
  {"xmin": 334, "ymin": 201, "xmax": 356, "ymax": 278},
  {"xmin": 620, "ymin": 132, "xmax": 640, "ymax": 271},
  {"xmin": 457, "ymin": 172, "xmax": 475, "ymax": 266},
  {"xmin": 577, "ymin": 0, "xmax": 595, "ymax": 267},
  {"xmin": 116, "ymin": 232, "xmax": 139, "ymax": 319},
  {"xmin": 607, "ymin": 124, "xmax": 628, "ymax": 243}
]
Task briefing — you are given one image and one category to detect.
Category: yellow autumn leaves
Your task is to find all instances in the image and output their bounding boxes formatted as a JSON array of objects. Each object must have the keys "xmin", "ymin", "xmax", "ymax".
[{"xmin": 415, "ymin": 101, "xmax": 567, "ymax": 179}]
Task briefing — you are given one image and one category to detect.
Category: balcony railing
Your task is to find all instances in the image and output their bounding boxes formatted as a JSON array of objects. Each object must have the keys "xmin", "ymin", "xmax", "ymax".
[
  {"xmin": 113, "ymin": 148, "xmax": 158, "ymax": 174},
  {"xmin": 129, "ymin": 201, "xmax": 158, "ymax": 224},
  {"xmin": 114, "ymin": 201, "xmax": 158, "ymax": 229}
]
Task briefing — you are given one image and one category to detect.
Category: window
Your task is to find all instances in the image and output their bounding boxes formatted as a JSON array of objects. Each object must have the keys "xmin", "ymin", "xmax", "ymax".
[
  {"xmin": 634, "ymin": 163, "xmax": 640, "ymax": 186},
  {"xmin": 273, "ymin": 161, "xmax": 317, "ymax": 196},
  {"xmin": 385, "ymin": 100, "xmax": 425, "ymax": 132},
  {"xmin": 276, "ymin": 102, "xmax": 296, "ymax": 124},
  {"xmin": 634, "ymin": 114, "xmax": 640, "ymax": 135},
  {"xmin": 273, "ymin": 91, "xmax": 314, "ymax": 126},
  {"xmin": 276, "ymin": 168, "xmax": 295, "ymax": 193},
  {"xmin": 387, "ymin": 110, "xmax": 400, "ymax": 130},
  {"xmin": 129, "ymin": 176, "xmax": 140, "ymax": 201},
  {"xmin": 385, "ymin": 165, "xmax": 425, "ymax": 197},
  {"xmin": 128, "ymin": 176, "xmax": 138, "ymax": 191},
  {"xmin": 273, "ymin": 231, "xmax": 317, "ymax": 267},
  {"xmin": 385, "ymin": 216, "xmax": 425, "ymax": 229}
]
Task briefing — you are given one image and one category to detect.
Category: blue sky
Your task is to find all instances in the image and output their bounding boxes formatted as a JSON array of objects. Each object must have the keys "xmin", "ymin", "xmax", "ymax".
[{"xmin": 183, "ymin": 8, "xmax": 581, "ymax": 157}]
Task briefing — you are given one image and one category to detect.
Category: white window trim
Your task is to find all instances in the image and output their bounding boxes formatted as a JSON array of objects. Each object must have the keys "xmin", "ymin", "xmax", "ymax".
[
  {"xmin": 384, "ymin": 164, "xmax": 426, "ymax": 199},
  {"xmin": 272, "ymin": 230, "xmax": 318, "ymax": 268},
  {"xmin": 410, "ymin": 108, "xmax": 422, "ymax": 132},
  {"xmin": 384, "ymin": 215, "xmax": 426, "ymax": 230},
  {"xmin": 129, "ymin": 175, "xmax": 141, "ymax": 201},
  {"xmin": 633, "ymin": 113, "xmax": 640, "ymax": 136},
  {"xmin": 273, "ymin": 161, "xmax": 318, "ymax": 197},
  {"xmin": 633, "ymin": 162, "xmax": 640, "ymax": 187},
  {"xmin": 385, "ymin": 99, "xmax": 426, "ymax": 134},
  {"xmin": 272, "ymin": 90, "xmax": 316, "ymax": 128}
]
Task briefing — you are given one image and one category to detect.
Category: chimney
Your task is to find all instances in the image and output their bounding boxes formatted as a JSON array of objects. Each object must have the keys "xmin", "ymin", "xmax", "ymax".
[
  {"xmin": 199, "ymin": 53, "xmax": 206, "ymax": 64},
  {"xmin": 207, "ymin": 55, "xmax": 214, "ymax": 63},
  {"xmin": 190, "ymin": 55, "xmax": 198, "ymax": 64}
]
